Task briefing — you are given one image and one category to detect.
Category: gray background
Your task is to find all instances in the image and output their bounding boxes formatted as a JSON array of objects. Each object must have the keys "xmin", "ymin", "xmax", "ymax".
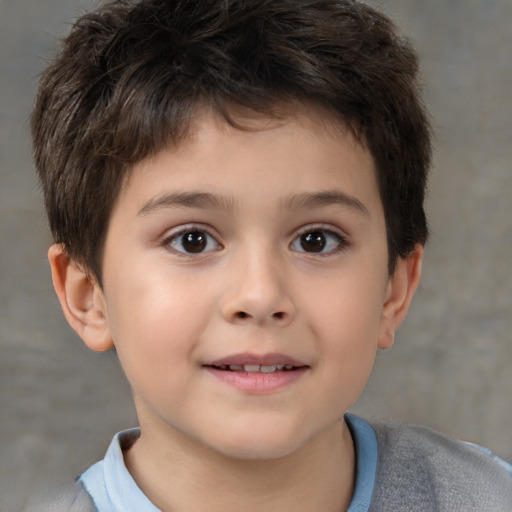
[{"xmin": 1, "ymin": 0, "xmax": 510, "ymax": 510}]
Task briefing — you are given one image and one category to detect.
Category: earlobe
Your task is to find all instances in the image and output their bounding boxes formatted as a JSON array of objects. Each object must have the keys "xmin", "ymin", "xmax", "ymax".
[
  {"xmin": 378, "ymin": 244, "xmax": 423, "ymax": 350},
  {"xmin": 48, "ymin": 244, "xmax": 114, "ymax": 352}
]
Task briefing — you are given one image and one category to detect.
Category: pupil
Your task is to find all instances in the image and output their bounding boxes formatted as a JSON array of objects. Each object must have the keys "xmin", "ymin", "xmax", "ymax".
[
  {"xmin": 300, "ymin": 231, "xmax": 326, "ymax": 252},
  {"xmin": 182, "ymin": 231, "xmax": 207, "ymax": 253}
]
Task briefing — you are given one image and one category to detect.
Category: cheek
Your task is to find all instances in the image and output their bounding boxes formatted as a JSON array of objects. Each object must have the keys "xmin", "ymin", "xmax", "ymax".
[
  {"xmin": 107, "ymin": 261, "xmax": 208, "ymax": 335},
  {"xmin": 315, "ymin": 300, "xmax": 381, "ymax": 412},
  {"xmin": 307, "ymin": 269, "xmax": 387, "ymax": 380},
  {"xmin": 310, "ymin": 271, "xmax": 386, "ymax": 339},
  {"xmin": 103, "ymin": 272, "xmax": 213, "ymax": 383},
  {"xmin": 108, "ymin": 294, "xmax": 200, "ymax": 411}
]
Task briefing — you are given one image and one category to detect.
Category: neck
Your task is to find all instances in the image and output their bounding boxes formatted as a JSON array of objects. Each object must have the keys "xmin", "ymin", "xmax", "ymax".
[{"xmin": 124, "ymin": 418, "xmax": 355, "ymax": 512}]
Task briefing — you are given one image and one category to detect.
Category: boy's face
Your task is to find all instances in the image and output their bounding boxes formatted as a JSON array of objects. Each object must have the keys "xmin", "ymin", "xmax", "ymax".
[{"xmin": 58, "ymin": 108, "xmax": 420, "ymax": 460}]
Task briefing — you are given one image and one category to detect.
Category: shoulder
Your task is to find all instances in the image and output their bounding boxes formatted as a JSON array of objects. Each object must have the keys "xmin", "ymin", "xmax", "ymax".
[
  {"xmin": 22, "ymin": 480, "xmax": 96, "ymax": 512},
  {"xmin": 369, "ymin": 421, "xmax": 512, "ymax": 511}
]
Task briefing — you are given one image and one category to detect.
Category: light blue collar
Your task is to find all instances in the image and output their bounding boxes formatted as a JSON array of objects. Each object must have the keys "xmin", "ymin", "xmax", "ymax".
[{"xmin": 345, "ymin": 414, "xmax": 378, "ymax": 511}]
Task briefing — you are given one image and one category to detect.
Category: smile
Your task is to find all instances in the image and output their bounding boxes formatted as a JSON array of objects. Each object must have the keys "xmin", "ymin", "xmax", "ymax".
[{"xmin": 203, "ymin": 354, "xmax": 310, "ymax": 393}]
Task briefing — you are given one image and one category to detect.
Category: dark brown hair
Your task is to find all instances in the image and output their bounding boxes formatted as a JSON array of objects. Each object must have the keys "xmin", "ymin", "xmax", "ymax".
[{"xmin": 32, "ymin": 0, "xmax": 431, "ymax": 283}]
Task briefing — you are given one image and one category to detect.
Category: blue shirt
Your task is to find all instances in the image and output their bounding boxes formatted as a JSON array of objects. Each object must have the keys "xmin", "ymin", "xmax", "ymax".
[{"xmin": 79, "ymin": 414, "xmax": 378, "ymax": 512}]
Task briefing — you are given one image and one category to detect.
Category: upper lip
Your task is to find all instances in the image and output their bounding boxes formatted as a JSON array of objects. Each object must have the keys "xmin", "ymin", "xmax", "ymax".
[{"xmin": 204, "ymin": 353, "xmax": 308, "ymax": 368}]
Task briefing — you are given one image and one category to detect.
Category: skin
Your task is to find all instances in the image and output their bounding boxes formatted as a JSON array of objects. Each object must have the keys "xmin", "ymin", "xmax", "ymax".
[{"xmin": 49, "ymin": 107, "xmax": 422, "ymax": 512}]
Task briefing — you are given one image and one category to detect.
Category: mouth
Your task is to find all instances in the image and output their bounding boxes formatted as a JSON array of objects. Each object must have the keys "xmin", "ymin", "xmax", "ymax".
[
  {"xmin": 203, "ymin": 353, "xmax": 309, "ymax": 372},
  {"xmin": 203, "ymin": 354, "xmax": 310, "ymax": 393}
]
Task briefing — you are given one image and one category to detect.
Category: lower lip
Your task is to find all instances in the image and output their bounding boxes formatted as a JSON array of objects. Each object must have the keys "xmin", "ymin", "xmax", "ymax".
[{"xmin": 204, "ymin": 367, "xmax": 308, "ymax": 393}]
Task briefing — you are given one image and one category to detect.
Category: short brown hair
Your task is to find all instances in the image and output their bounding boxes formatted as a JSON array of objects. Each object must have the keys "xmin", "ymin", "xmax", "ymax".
[{"xmin": 32, "ymin": 0, "xmax": 431, "ymax": 283}]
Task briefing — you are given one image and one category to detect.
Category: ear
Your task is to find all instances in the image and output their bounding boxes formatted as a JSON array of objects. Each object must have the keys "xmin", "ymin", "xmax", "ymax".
[
  {"xmin": 378, "ymin": 244, "xmax": 423, "ymax": 350},
  {"xmin": 48, "ymin": 244, "xmax": 114, "ymax": 352}
]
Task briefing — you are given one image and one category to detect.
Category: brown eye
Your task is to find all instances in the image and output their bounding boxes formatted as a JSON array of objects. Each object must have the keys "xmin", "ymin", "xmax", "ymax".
[
  {"xmin": 182, "ymin": 231, "xmax": 207, "ymax": 253},
  {"xmin": 300, "ymin": 231, "xmax": 327, "ymax": 252},
  {"xmin": 290, "ymin": 228, "xmax": 347, "ymax": 255},
  {"xmin": 168, "ymin": 229, "xmax": 220, "ymax": 254}
]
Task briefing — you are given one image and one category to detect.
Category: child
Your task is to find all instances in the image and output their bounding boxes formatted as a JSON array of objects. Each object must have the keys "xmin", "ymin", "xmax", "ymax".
[{"xmin": 30, "ymin": 0, "xmax": 512, "ymax": 510}]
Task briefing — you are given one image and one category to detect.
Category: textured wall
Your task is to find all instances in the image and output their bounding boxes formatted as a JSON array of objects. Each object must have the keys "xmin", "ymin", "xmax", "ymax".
[{"xmin": 0, "ymin": 1, "xmax": 510, "ymax": 510}]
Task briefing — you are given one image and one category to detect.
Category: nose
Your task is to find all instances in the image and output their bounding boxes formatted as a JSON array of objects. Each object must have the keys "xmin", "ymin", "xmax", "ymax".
[{"xmin": 220, "ymin": 248, "xmax": 296, "ymax": 327}]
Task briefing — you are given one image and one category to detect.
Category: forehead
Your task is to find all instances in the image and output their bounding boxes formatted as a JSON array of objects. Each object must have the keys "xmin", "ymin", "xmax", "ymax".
[{"xmin": 115, "ymin": 106, "xmax": 380, "ymax": 218}]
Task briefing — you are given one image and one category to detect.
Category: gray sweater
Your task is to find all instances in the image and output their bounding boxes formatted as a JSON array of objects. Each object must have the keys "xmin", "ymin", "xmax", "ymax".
[
  {"xmin": 369, "ymin": 423, "xmax": 512, "ymax": 511},
  {"xmin": 26, "ymin": 422, "xmax": 512, "ymax": 511}
]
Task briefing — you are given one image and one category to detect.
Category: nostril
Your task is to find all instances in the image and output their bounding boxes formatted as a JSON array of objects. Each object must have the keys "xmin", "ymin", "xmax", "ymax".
[{"xmin": 229, "ymin": 309, "xmax": 290, "ymax": 322}]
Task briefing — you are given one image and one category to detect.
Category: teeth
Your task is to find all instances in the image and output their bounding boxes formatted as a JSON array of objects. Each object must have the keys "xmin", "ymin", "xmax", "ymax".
[
  {"xmin": 214, "ymin": 364, "xmax": 297, "ymax": 372},
  {"xmin": 243, "ymin": 364, "xmax": 261, "ymax": 372},
  {"xmin": 228, "ymin": 364, "xmax": 295, "ymax": 373}
]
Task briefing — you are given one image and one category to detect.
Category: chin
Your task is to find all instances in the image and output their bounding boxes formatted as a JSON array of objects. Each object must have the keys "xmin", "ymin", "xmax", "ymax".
[{"xmin": 204, "ymin": 422, "xmax": 309, "ymax": 461}]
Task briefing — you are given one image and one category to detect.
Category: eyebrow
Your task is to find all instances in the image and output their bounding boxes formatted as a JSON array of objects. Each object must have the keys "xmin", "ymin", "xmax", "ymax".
[
  {"xmin": 282, "ymin": 191, "xmax": 369, "ymax": 216},
  {"xmin": 137, "ymin": 192, "xmax": 234, "ymax": 216},
  {"xmin": 137, "ymin": 190, "xmax": 369, "ymax": 217}
]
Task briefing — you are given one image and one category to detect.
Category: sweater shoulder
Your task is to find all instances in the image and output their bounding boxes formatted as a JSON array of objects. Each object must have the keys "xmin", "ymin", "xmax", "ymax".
[
  {"xmin": 23, "ymin": 480, "xmax": 96, "ymax": 512},
  {"xmin": 369, "ymin": 422, "xmax": 512, "ymax": 512}
]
